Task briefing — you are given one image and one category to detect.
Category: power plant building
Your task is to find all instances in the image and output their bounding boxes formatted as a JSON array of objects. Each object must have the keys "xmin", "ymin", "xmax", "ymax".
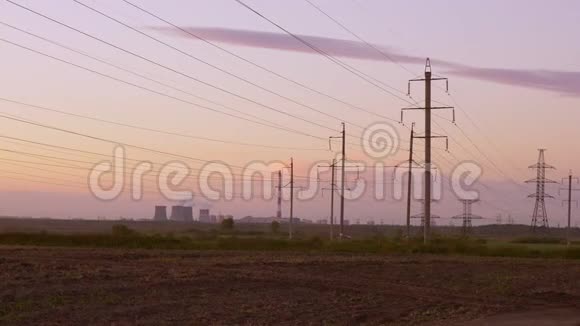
[
  {"xmin": 170, "ymin": 206, "xmax": 185, "ymax": 221},
  {"xmin": 199, "ymin": 209, "xmax": 211, "ymax": 223},
  {"xmin": 153, "ymin": 206, "xmax": 167, "ymax": 221},
  {"xmin": 183, "ymin": 206, "xmax": 193, "ymax": 222}
]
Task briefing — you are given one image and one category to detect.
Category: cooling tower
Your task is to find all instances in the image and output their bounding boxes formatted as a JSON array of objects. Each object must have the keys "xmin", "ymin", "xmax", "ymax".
[
  {"xmin": 183, "ymin": 206, "xmax": 193, "ymax": 222},
  {"xmin": 170, "ymin": 205, "xmax": 185, "ymax": 221},
  {"xmin": 153, "ymin": 206, "xmax": 167, "ymax": 221}
]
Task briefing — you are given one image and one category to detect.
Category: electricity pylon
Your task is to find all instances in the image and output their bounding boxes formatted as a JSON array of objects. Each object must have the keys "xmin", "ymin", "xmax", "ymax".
[
  {"xmin": 452, "ymin": 199, "xmax": 482, "ymax": 235},
  {"xmin": 526, "ymin": 149, "xmax": 556, "ymax": 232},
  {"xmin": 281, "ymin": 158, "xmax": 295, "ymax": 239},
  {"xmin": 400, "ymin": 122, "xmax": 433, "ymax": 239},
  {"xmin": 402, "ymin": 58, "xmax": 454, "ymax": 244},
  {"xmin": 410, "ymin": 198, "xmax": 440, "ymax": 227},
  {"xmin": 319, "ymin": 159, "xmax": 338, "ymax": 240},
  {"xmin": 329, "ymin": 123, "xmax": 347, "ymax": 239}
]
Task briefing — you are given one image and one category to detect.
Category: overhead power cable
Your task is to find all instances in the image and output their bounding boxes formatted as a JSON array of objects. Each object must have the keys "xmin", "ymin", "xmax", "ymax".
[
  {"xmin": 0, "ymin": 144, "xmax": 327, "ymax": 183},
  {"xmin": 0, "ymin": 112, "xmax": 342, "ymax": 181},
  {"xmin": 0, "ymin": 20, "xmax": 328, "ymax": 141},
  {"xmin": 0, "ymin": 96, "xmax": 324, "ymax": 151},
  {"xmin": 72, "ymin": 0, "xmax": 366, "ymax": 130},
  {"xmin": 0, "ymin": 35, "xmax": 327, "ymax": 141},
  {"xmin": 303, "ymin": 0, "xmax": 415, "ymax": 76},
  {"xmin": 233, "ymin": 0, "xmax": 415, "ymax": 108},
  {"xmin": 6, "ymin": 0, "xmax": 352, "ymax": 136},
  {"xmin": 120, "ymin": 0, "xmax": 402, "ymax": 123},
  {"xmin": 0, "ymin": 112, "xmax": 286, "ymax": 173}
]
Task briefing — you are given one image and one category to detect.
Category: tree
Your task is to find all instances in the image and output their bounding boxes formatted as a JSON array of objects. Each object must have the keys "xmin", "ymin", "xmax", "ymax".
[{"xmin": 221, "ymin": 217, "xmax": 234, "ymax": 231}]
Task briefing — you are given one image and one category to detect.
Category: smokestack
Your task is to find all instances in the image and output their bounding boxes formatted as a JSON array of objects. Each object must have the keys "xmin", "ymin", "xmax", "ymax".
[
  {"xmin": 170, "ymin": 205, "xmax": 185, "ymax": 221},
  {"xmin": 153, "ymin": 206, "xmax": 167, "ymax": 221},
  {"xmin": 183, "ymin": 206, "xmax": 193, "ymax": 222}
]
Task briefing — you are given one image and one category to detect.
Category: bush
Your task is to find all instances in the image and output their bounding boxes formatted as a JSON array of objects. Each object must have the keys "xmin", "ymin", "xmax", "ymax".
[
  {"xmin": 271, "ymin": 221, "xmax": 280, "ymax": 234},
  {"xmin": 511, "ymin": 237, "xmax": 563, "ymax": 244},
  {"xmin": 221, "ymin": 218, "xmax": 234, "ymax": 231},
  {"xmin": 111, "ymin": 224, "xmax": 136, "ymax": 237},
  {"xmin": 0, "ymin": 231, "xmax": 578, "ymax": 260}
]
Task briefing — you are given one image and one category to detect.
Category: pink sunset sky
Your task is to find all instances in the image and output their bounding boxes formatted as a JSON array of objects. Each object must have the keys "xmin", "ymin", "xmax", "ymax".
[{"xmin": 0, "ymin": 0, "xmax": 579, "ymax": 226}]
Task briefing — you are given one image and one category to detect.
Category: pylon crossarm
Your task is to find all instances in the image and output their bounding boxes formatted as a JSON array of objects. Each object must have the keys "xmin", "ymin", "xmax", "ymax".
[
  {"xmin": 526, "ymin": 178, "xmax": 558, "ymax": 183},
  {"xmin": 528, "ymin": 193, "xmax": 554, "ymax": 198},
  {"xmin": 400, "ymin": 106, "xmax": 455, "ymax": 124},
  {"xmin": 528, "ymin": 163, "xmax": 555, "ymax": 169}
]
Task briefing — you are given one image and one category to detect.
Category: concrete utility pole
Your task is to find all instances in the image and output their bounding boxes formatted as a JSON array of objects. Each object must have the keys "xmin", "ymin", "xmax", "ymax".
[
  {"xmin": 567, "ymin": 175, "xmax": 572, "ymax": 245},
  {"xmin": 560, "ymin": 171, "xmax": 579, "ymax": 246},
  {"xmin": 328, "ymin": 122, "xmax": 348, "ymax": 239},
  {"xmin": 340, "ymin": 122, "xmax": 346, "ymax": 239},
  {"xmin": 276, "ymin": 170, "xmax": 282, "ymax": 219},
  {"xmin": 289, "ymin": 157, "xmax": 294, "ymax": 240},
  {"xmin": 318, "ymin": 159, "xmax": 338, "ymax": 240},
  {"xmin": 330, "ymin": 159, "xmax": 336, "ymax": 240},
  {"xmin": 402, "ymin": 58, "xmax": 453, "ymax": 244},
  {"xmin": 280, "ymin": 159, "xmax": 295, "ymax": 239},
  {"xmin": 405, "ymin": 123, "xmax": 415, "ymax": 239},
  {"xmin": 423, "ymin": 62, "xmax": 433, "ymax": 244}
]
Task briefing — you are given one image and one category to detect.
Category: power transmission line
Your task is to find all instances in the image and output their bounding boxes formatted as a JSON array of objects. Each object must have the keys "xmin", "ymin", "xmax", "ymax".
[
  {"xmin": 121, "ymin": 0, "xmax": 404, "ymax": 124},
  {"xmin": 72, "ymin": 0, "xmax": 368, "ymax": 131},
  {"xmin": 346, "ymin": 0, "xmax": 530, "ymax": 198},
  {"xmin": 432, "ymin": 114, "xmax": 529, "ymax": 194},
  {"xmin": 0, "ymin": 35, "xmax": 328, "ymax": 141},
  {"xmin": 0, "ymin": 20, "xmax": 333, "ymax": 142},
  {"xmin": 0, "ymin": 112, "xmax": 300, "ymax": 174},
  {"xmin": 0, "ymin": 135, "xmax": 328, "ymax": 182},
  {"xmin": 445, "ymin": 94, "xmax": 525, "ymax": 174},
  {"xmin": 5, "ymin": 0, "xmax": 351, "ymax": 137},
  {"xmin": 0, "ymin": 96, "xmax": 325, "ymax": 152},
  {"xmin": 0, "ymin": 166, "xmax": 266, "ymax": 198},
  {"xmin": 344, "ymin": 0, "xmax": 528, "ymax": 193},
  {"xmin": 0, "ymin": 172, "xmax": 87, "ymax": 190},
  {"xmin": 233, "ymin": 0, "xmax": 415, "ymax": 107},
  {"xmin": 303, "ymin": 0, "xmax": 415, "ymax": 76}
]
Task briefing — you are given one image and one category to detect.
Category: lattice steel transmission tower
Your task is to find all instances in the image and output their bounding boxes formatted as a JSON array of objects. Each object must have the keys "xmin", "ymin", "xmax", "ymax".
[
  {"xmin": 452, "ymin": 199, "xmax": 482, "ymax": 235},
  {"xmin": 526, "ymin": 149, "xmax": 556, "ymax": 231},
  {"xmin": 411, "ymin": 198, "xmax": 440, "ymax": 227}
]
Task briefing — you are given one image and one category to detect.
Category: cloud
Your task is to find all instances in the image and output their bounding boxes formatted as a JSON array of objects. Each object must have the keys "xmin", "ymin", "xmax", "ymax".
[{"xmin": 152, "ymin": 26, "xmax": 580, "ymax": 96}]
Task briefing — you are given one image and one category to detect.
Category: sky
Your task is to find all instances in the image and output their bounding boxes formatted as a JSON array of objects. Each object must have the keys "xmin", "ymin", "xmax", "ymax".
[{"xmin": 0, "ymin": 0, "xmax": 579, "ymax": 226}]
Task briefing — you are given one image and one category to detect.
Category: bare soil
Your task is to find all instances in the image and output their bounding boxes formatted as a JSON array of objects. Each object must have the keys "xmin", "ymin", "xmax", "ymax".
[{"xmin": 1, "ymin": 247, "xmax": 579, "ymax": 325}]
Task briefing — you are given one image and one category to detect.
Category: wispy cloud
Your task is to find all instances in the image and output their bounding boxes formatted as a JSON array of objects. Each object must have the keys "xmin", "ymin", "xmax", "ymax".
[{"xmin": 152, "ymin": 26, "xmax": 580, "ymax": 96}]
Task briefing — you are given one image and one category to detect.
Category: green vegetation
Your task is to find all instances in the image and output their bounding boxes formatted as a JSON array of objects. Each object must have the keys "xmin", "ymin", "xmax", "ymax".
[
  {"xmin": 0, "ymin": 225, "xmax": 579, "ymax": 259},
  {"xmin": 510, "ymin": 236, "xmax": 564, "ymax": 244},
  {"xmin": 111, "ymin": 224, "xmax": 137, "ymax": 237},
  {"xmin": 270, "ymin": 221, "xmax": 280, "ymax": 234},
  {"xmin": 220, "ymin": 218, "xmax": 234, "ymax": 231}
]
